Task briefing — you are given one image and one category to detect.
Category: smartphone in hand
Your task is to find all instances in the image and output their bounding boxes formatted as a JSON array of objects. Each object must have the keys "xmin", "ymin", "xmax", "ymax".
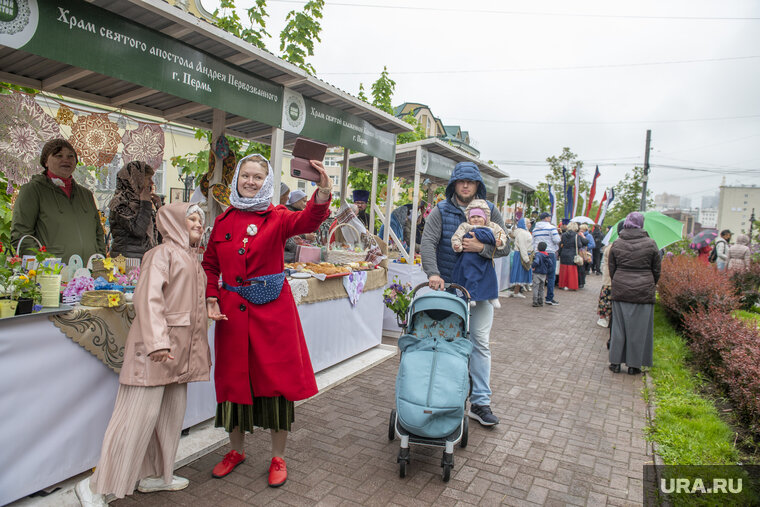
[{"xmin": 290, "ymin": 137, "xmax": 328, "ymax": 182}]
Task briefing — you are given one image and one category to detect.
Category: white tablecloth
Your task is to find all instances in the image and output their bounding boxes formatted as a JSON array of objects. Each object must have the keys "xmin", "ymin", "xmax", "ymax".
[{"xmin": 0, "ymin": 287, "xmax": 383, "ymax": 505}]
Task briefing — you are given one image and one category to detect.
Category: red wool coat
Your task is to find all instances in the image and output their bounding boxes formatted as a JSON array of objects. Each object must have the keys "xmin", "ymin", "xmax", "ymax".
[{"xmin": 202, "ymin": 194, "xmax": 330, "ymax": 404}]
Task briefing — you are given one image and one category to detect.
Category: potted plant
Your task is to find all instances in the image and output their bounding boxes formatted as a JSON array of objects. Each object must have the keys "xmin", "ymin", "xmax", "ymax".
[
  {"xmin": 30, "ymin": 247, "xmax": 64, "ymax": 308},
  {"xmin": 15, "ymin": 272, "xmax": 40, "ymax": 315},
  {"xmin": 0, "ymin": 244, "xmax": 21, "ymax": 318},
  {"xmin": 382, "ymin": 278, "xmax": 413, "ymax": 328}
]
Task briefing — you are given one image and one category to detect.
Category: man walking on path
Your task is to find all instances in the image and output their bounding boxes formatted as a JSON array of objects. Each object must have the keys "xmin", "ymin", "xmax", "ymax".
[
  {"xmin": 420, "ymin": 161, "xmax": 508, "ymax": 426},
  {"xmin": 531, "ymin": 212, "xmax": 561, "ymax": 305},
  {"xmin": 592, "ymin": 225, "xmax": 604, "ymax": 274}
]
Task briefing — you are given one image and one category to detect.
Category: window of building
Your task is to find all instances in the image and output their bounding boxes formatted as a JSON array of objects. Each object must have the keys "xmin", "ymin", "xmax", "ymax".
[
  {"xmin": 297, "ymin": 180, "xmax": 306, "ymax": 191},
  {"xmin": 324, "ymin": 155, "xmax": 341, "ymax": 167}
]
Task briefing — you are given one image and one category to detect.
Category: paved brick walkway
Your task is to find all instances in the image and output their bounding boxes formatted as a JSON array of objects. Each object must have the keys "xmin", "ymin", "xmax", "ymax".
[{"xmin": 114, "ymin": 274, "xmax": 649, "ymax": 506}]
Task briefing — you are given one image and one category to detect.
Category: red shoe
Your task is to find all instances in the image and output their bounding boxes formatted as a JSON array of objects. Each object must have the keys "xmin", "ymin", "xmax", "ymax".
[
  {"xmin": 212, "ymin": 450, "xmax": 245, "ymax": 478},
  {"xmin": 268, "ymin": 457, "xmax": 287, "ymax": 487}
]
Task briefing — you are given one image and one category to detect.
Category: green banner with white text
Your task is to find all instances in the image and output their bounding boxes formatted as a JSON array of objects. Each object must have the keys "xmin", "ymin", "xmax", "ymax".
[{"xmin": 0, "ymin": 0, "xmax": 396, "ymax": 161}]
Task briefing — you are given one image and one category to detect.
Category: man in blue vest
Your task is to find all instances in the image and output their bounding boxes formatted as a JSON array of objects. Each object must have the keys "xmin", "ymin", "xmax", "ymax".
[{"xmin": 420, "ymin": 161, "xmax": 508, "ymax": 426}]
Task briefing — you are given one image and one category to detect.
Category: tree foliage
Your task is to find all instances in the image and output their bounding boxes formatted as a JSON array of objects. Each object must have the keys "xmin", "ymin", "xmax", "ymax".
[
  {"xmin": 211, "ymin": 0, "xmax": 270, "ymax": 50},
  {"xmin": 396, "ymin": 113, "xmax": 426, "ymax": 145},
  {"xmin": 604, "ymin": 166, "xmax": 653, "ymax": 226},
  {"xmin": 357, "ymin": 83, "xmax": 368, "ymax": 102},
  {"xmin": 370, "ymin": 66, "xmax": 395, "ymax": 114},
  {"xmin": 279, "ymin": 0, "xmax": 325, "ymax": 74}
]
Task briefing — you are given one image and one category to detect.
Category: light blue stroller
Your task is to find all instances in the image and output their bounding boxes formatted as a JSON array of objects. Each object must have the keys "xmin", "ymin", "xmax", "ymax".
[{"xmin": 388, "ymin": 283, "xmax": 472, "ymax": 482}]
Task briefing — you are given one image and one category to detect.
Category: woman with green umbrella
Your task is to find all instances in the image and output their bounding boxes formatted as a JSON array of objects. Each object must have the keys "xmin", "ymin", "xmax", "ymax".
[{"xmin": 608, "ymin": 212, "xmax": 661, "ymax": 375}]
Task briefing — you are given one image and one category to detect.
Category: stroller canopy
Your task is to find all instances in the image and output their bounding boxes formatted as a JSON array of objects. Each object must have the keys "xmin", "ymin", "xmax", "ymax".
[{"xmin": 407, "ymin": 290, "xmax": 469, "ymax": 335}]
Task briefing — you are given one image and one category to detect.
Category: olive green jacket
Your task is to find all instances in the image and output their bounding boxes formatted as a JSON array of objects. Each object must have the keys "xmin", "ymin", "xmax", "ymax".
[{"xmin": 11, "ymin": 173, "xmax": 105, "ymax": 262}]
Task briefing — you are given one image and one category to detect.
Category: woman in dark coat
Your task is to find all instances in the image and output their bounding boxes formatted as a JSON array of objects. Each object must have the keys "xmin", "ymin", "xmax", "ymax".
[
  {"xmin": 607, "ymin": 211, "xmax": 661, "ymax": 375},
  {"xmin": 558, "ymin": 221, "xmax": 587, "ymax": 290},
  {"xmin": 108, "ymin": 161, "xmax": 161, "ymax": 260}
]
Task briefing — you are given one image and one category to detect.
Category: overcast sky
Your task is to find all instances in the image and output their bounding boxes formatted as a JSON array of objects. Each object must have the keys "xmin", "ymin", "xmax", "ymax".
[{"xmin": 202, "ymin": 0, "xmax": 760, "ymax": 206}]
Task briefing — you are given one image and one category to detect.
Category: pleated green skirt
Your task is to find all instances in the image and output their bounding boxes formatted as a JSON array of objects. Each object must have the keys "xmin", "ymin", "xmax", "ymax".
[{"xmin": 215, "ymin": 395, "xmax": 295, "ymax": 433}]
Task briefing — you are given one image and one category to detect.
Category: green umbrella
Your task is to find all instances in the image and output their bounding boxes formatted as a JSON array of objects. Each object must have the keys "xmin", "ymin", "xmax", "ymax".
[{"xmin": 605, "ymin": 211, "xmax": 684, "ymax": 249}]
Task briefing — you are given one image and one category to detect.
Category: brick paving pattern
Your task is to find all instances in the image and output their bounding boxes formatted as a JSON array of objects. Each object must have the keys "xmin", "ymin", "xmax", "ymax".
[{"xmin": 114, "ymin": 275, "xmax": 649, "ymax": 506}]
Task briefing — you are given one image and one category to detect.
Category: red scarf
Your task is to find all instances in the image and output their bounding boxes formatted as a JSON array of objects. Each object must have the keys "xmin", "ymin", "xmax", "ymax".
[{"xmin": 47, "ymin": 172, "xmax": 73, "ymax": 198}]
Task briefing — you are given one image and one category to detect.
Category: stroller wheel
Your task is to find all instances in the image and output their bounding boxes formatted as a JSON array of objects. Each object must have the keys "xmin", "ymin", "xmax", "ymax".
[
  {"xmin": 399, "ymin": 461, "xmax": 407, "ymax": 478},
  {"xmin": 460, "ymin": 416, "xmax": 469, "ymax": 448},
  {"xmin": 388, "ymin": 409, "xmax": 396, "ymax": 441},
  {"xmin": 442, "ymin": 463, "xmax": 451, "ymax": 482}
]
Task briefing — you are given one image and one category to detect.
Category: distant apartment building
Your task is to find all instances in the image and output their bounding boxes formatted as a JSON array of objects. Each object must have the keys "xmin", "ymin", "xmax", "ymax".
[
  {"xmin": 393, "ymin": 102, "xmax": 480, "ymax": 157},
  {"xmin": 717, "ymin": 185, "xmax": 760, "ymax": 234},
  {"xmin": 698, "ymin": 208, "xmax": 718, "ymax": 229},
  {"xmin": 654, "ymin": 192, "xmax": 681, "ymax": 210},
  {"xmin": 662, "ymin": 210, "xmax": 696, "ymax": 236},
  {"xmin": 679, "ymin": 196, "xmax": 692, "ymax": 210},
  {"xmin": 701, "ymin": 193, "xmax": 720, "ymax": 209}
]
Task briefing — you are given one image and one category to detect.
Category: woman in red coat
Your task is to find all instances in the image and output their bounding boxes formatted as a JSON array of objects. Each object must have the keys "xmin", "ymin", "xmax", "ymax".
[{"xmin": 202, "ymin": 154, "xmax": 331, "ymax": 487}]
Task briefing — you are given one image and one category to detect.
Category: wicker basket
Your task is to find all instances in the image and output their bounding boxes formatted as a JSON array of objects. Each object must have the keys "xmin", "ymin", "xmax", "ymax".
[
  {"xmin": 326, "ymin": 223, "xmax": 367, "ymax": 264},
  {"xmin": 80, "ymin": 290, "xmax": 125, "ymax": 308}
]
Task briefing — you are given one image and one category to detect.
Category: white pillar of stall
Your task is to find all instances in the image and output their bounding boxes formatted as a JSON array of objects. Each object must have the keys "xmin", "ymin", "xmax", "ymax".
[
  {"xmin": 407, "ymin": 146, "xmax": 423, "ymax": 263},
  {"xmin": 270, "ymin": 127, "xmax": 284, "ymax": 205},
  {"xmin": 369, "ymin": 157, "xmax": 379, "ymax": 232},
  {"xmin": 340, "ymin": 148, "xmax": 350, "ymax": 206}
]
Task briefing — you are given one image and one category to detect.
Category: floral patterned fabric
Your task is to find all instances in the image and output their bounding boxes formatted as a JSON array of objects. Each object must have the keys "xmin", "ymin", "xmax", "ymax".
[
  {"xmin": 121, "ymin": 122, "xmax": 165, "ymax": 168},
  {"xmin": 412, "ymin": 311, "xmax": 464, "ymax": 342},
  {"xmin": 70, "ymin": 113, "xmax": 120, "ymax": 167},
  {"xmin": 0, "ymin": 92, "xmax": 61, "ymax": 186},
  {"xmin": 598, "ymin": 284, "xmax": 612, "ymax": 319}
]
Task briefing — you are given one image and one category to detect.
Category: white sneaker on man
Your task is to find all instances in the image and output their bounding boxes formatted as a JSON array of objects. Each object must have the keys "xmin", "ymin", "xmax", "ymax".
[
  {"xmin": 75, "ymin": 477, "xmax": 108, "ymax": 507},
  {"xmin": 137, "ymin": 475, "xmax": 189, "ymax": 493},
  {"xmin": 597, "ymin": 318, "xmax": 609, "ymax": 328},
  {"xmin": 513, "ymin": 293, "xmax": 526, "ymax": 299}
]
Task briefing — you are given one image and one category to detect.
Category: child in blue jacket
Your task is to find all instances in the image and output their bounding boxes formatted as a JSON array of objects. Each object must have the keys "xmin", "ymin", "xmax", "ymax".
[{"xmin": 531, "ymin": 242, "xmax": 553, "ymax": 307}]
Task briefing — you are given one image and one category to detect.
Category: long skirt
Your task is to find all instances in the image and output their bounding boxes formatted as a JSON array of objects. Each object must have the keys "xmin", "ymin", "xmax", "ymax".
[
  {"xmin": 558, "ymin": 263, "xmax": 579, "ymax": 290},
  {"xmin": 91, "ymin": 383, "xmax": 187, "ymax": 498},
  {"xmin": 216, "ymin": 394, "xmax": 294, "ymax": 433},
  {"xmin": 609, "ymin": 301, "xmax": 654, "ymax": 368},
  {"xmin": 598, "ymin": 285, "xmax": 612, "ymax": 319},
  {"xmin": 509, "ymin": 251, "xmax": 532, "ymax": 287}
]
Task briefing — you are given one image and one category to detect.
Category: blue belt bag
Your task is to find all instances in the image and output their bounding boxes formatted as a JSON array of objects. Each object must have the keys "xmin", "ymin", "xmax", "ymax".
[{"xmin": 222, "ymin": 272, "xmax": 287, "ymax": 305}]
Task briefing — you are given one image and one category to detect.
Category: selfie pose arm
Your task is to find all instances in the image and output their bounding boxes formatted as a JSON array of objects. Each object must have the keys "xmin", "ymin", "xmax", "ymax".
[{"xmin": 282, "ymin": 160, "xmax": 332, "ymax": 239}]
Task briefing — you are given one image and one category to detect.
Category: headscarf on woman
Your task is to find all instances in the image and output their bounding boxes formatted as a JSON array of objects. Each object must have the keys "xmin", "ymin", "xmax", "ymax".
[
  {"xmin": 516, "ymin": 217, "xmax": 527, "ymax": 230},
  {"xmin": 229, "ymin": 154, "xmax": 274, "ymax": 211},
  {"xmin": 623, "ymin": 212, "xmax": 644, "ymax": 229},
  {"xmin": 108, "ymin": 161, "xmax": 159, "ymax": 250}
]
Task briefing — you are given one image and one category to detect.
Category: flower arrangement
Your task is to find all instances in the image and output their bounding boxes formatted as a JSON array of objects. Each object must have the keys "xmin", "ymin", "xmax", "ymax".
[
  {"xmin": 62, "ymin": 276, "xmax": 95, "ymax": 304},
  {"xmin": 383, "ymin": 278, "xmax": 413, "ymax": 326}
]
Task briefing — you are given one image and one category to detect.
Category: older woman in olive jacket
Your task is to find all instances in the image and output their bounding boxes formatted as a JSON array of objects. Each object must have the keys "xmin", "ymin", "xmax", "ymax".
[{"xmin": 607, "ymin": 211, "xmax": 661, "ymax": 375}]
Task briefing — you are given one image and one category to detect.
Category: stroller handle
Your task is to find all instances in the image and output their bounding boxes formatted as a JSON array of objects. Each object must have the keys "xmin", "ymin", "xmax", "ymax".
[{"xmin": 411, "ymin": 282, "xmax": 471, "ymax": 302}]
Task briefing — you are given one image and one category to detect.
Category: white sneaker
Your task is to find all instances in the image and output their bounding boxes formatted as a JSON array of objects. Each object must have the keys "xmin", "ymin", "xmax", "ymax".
[
  {"xmin": 597, "ymin": 318, "xmax": 609, "ymax": 328},
  {"xmin": 490, "ymin": 298, "xmax": 501, "ymax": 309},
  {"xmin": 137, "ymin": 475, "xmax": 189, "ymax": 493},
  {"xmin": 75, "ymin": 477, "xmax": 108, "ymax": 507},
  {"xmin": 513, "ymin": 293, "xmax": 526, "ymax": 299},
  {"xmin": 469, "ymin": 300, "xmax": 477, "ymax": 307}
]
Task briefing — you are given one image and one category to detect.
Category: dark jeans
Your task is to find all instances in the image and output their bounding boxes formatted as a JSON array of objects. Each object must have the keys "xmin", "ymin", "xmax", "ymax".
[
  {"xmin": 592, "ymin": 247, "xmax": 602, "ymax": 273},
  {"xmin": 545, "ymin": 252, "xmax": 557, "ymax": 302},
  {"xmin": 578, "ymin": 264, "xmax": 586, "ymax": 287}
]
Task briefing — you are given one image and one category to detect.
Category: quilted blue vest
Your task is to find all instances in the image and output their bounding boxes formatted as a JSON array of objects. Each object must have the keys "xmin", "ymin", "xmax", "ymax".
[{"xmin": 437, "ymin": 199, "xmax": 495, "ymax": 281}]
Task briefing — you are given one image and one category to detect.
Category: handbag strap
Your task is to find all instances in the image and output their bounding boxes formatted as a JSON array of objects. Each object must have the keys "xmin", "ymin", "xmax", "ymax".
[{"xmin": 575, "ymin": 234, "xmax": 578, "ymax": 255}]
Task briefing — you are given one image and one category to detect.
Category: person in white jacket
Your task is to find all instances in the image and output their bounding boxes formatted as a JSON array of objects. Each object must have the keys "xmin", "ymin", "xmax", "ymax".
[
  {"xmin": 715, "ymin": 229, "xmax": 731, "ymax": 271},
  {"xmin": 531, "ymin": 213, "xmax": 562, "ymax": 305}
]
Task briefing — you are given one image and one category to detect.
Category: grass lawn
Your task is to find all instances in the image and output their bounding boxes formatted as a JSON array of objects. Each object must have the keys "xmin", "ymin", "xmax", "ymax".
[{"xmin": 645, "ymin": 304, "xmax": 738, "ymax": 465}]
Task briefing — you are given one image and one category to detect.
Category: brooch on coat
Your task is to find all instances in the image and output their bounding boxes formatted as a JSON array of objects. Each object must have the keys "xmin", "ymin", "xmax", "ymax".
[{"xmin": 246, "ymin": 224, "xmax": 258, "ymax": 236}]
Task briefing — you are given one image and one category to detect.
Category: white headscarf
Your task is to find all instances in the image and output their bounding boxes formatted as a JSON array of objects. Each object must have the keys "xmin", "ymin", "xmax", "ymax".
[{"xmin": 229, "ymin": 154, "xmax": 274, "ymax": 211}]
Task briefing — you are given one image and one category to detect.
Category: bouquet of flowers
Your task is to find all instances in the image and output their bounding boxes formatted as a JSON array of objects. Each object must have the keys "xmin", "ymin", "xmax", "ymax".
[{"xmin": 383, "ymin": 278, "xmax": 413, "ymax": 327}]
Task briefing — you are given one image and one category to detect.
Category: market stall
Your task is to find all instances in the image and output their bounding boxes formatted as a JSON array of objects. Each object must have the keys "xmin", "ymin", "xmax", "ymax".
[
  {"xmin": 0, "ymin": 267, "xmax": 386, "ymax": 505},
  {"xmin": 0, "ymin": 0, "xmax": 410, "ymax": 503},
  {"xmin": 349, "ymin": 139, "xmax": 510, "ymax": 331}
]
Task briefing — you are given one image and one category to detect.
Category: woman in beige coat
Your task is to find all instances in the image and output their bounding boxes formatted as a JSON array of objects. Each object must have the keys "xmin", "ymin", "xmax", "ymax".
[
  {"xmin": 76, "ymin": 202, "xmax": 222, "ymax": 507},
  {"xmin": 727, "ymin": 234, "xmax": 751, "ymax": 271}
]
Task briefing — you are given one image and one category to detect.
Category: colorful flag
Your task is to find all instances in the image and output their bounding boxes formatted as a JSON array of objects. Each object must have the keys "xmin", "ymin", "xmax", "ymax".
[
  {"xmin": 594, "ymin": 189, "xmax": 607, "ymax": 224},
  {"xmin": 572, "ymin": 167, "xmax": 580, "ymax": 217},
  {"xmin": 598, "ymin": 188, "xmax": 615, "ymax": 225},
  {"xmin": 562, "ymin": 166, "xmax": 568, "ymax": 220},
  {"xmin": 586, "ymin": 166, "xmax": 600, "ymax": 216},
  {"xmin": 549, "ymin": 184, "xmax": 556, "ymax": 224}
]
